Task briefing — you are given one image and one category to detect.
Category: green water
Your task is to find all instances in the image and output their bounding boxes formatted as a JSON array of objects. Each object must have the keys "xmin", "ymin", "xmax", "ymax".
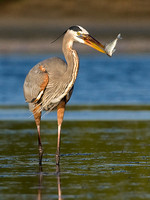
[{"xmin": 1, "ymin": 120, "xmax": 150, "ymax": 199}]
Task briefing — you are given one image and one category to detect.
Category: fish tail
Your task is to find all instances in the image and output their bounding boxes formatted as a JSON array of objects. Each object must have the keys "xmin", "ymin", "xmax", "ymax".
[{"xmin": 117, "ymin": 33, "xmax": 122, "ymax": 40}]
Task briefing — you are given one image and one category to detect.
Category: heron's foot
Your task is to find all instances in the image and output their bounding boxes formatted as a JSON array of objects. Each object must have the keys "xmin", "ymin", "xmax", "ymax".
[
  {"xmin": 39, "ymin": 146, "xmax": 43, "ymax": 166},
  {"xmin": 56, "ymin": 164, "xmax": 60, "ymax": 174},
  {"xmin": 56, "ymin": 153, "xmax": 60, "ymax": 165}
]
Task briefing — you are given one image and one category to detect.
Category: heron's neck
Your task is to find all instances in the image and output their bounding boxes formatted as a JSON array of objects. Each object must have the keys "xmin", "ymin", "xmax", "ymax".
[{"xmin": 62, "ymin": 36, "xmax": 79, "ymax": 84}]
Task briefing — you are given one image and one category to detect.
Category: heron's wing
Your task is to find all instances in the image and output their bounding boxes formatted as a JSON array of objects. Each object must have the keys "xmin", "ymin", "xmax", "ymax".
[
  {"xmin": 39, "ymin": 58, "xmax": 68, "ymax": 110},
  {"xmin": 24, "ymin": 57, "xmax": 67, "ymax": 107},
  {"xmin": 23, "ymin": 65, "xmax": 49, "ymax": 103}
]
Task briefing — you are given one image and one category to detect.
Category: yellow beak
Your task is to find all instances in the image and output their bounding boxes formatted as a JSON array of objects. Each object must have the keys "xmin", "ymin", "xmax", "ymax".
[{"xmin": 82, "ymin": 34, "xmax": 106, "ymax": 54}]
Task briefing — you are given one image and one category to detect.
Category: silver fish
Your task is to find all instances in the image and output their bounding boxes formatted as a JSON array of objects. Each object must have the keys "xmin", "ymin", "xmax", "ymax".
[{"xmin": 105, "ymin": 34, "xmax": 122, "ymax": 57}]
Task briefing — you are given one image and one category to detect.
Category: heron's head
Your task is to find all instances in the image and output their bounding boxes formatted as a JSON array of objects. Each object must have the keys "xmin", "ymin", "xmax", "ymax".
[{"xmin": 66, "ymin": 25, "xmax": 106, "ymax": 54}]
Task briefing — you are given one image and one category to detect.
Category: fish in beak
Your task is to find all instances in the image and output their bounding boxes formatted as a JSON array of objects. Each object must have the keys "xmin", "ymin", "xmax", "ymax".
[
  {"xmin": 82, "ymin": 34, "xmax": 107, "ymax": 54},
  {"xmin": 104, "ymin": 33, "xmax": 122, "ymax": 57},
  {"xmin": 80, "ymin": 33, "xmax": 122, "ymax": 57}
]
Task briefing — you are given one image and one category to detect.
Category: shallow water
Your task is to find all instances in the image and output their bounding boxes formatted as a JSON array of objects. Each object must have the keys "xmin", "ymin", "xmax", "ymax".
[
  {"xmin": 1, "ymin": 120, "xmax": 150, "ymax": 199},
  {"xmin": 2, "ymin": 106, "xmax": 150, "ymax": 121},
  {"xmin": 0, "ymin": 54, "xmax": 150, "ymax": 105},
  {"xmin": 1, "ymin": 53, "xmax": 150, "ymax": 199}
]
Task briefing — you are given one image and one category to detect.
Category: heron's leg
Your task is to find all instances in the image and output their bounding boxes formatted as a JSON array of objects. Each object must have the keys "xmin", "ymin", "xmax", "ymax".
[
  {"xmin": 33, "ymin": 105, "xmax": 43, "ymax": 166},
  {"xmin": 56, "ymin": 100, "xmax": 66, "ymax": 165}
]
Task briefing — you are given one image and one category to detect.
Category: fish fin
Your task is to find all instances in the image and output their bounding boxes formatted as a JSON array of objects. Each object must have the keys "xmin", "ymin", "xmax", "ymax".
[
  {"xmin": 117, "ymin": 33, "xmax": 122, "ymax": 40},
  {"xmin": 112, "ymin": 49, "xmax": 116, "ymax": 54}
]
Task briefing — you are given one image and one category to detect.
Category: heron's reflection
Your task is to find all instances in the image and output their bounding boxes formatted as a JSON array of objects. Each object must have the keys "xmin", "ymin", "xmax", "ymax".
[
  {"xmin": 56, "ymin": 165, "xmax": 62, "ymax": 200},
  {"xmin": 37, "ymin": 165, "xmax": 63, "ymax": 200},
  {"xmin": 37, "ymin": 166, "xmax": 43, "ymax": 200}
]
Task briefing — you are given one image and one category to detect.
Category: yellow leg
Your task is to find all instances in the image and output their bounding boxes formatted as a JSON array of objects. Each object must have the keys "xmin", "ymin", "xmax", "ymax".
[
  {"xmin": 56, "ymin": 100, "xmax": 66, "ymax": 165},
  {"xmin": 33, "ymin": 105, "xmax": 43, "ymax": 166}
]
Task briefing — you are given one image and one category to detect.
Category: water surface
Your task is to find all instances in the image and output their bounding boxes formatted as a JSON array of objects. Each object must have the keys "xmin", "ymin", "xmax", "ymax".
[
  {"xmin": 0, "ymin": 54, "xmax": 150, "ymax": 105},
  {"xmin": 1, "ymin": 120, "xmax": 150, "ymax": 199},
  {"xmin": 1, "ymin": 54, "xmax": 150, "ymax": 199}
]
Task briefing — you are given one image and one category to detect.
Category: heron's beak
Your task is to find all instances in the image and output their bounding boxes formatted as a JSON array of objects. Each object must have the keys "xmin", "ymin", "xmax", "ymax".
[{"xmin": 82, "ymin": 34, "xmax": 106, "ymax": 54}]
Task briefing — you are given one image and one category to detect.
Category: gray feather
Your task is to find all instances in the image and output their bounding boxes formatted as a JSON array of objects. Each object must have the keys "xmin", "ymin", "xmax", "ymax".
[{"xmin": 23, "ymin": 56, "xmax": 74, "ymax": 112}]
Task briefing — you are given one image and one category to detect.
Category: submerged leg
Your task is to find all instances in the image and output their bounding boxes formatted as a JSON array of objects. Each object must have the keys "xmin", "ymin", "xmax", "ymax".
[
  {"xmin": 56, "ymin": 100, "xmax": 66, "ymax": 165},
  {"xmin": 33, "ymin": 105, "xmax": 43, "ymax": 166}
]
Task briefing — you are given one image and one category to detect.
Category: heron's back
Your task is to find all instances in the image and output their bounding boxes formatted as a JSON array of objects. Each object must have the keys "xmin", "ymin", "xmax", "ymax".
[{"xmin": 24, "ymin": 57, "xmax": 68, "ymax": 110}]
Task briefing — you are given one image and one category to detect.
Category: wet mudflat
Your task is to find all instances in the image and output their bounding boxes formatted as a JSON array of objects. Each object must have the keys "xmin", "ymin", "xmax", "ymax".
[{"xmin": 1, "ymin": 119, "xmax": 150, "ymax": 200}]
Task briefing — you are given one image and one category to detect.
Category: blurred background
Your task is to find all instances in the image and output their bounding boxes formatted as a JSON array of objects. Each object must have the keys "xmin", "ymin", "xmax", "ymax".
[{"xmin": 0, "ymin": 0, "xmax": 149, "ymax": 53}]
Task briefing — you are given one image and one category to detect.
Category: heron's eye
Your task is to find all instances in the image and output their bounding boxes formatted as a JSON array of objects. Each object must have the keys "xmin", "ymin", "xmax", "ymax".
[{"xmin": 77, "ymin": 32, "xmax": 81, "ymax": 36}]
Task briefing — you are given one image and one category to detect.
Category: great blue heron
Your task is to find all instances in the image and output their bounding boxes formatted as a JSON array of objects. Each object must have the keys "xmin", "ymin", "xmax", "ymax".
[{"xmin": 23, "ymin": 25, "xmax": 108, "ymax": 166}]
